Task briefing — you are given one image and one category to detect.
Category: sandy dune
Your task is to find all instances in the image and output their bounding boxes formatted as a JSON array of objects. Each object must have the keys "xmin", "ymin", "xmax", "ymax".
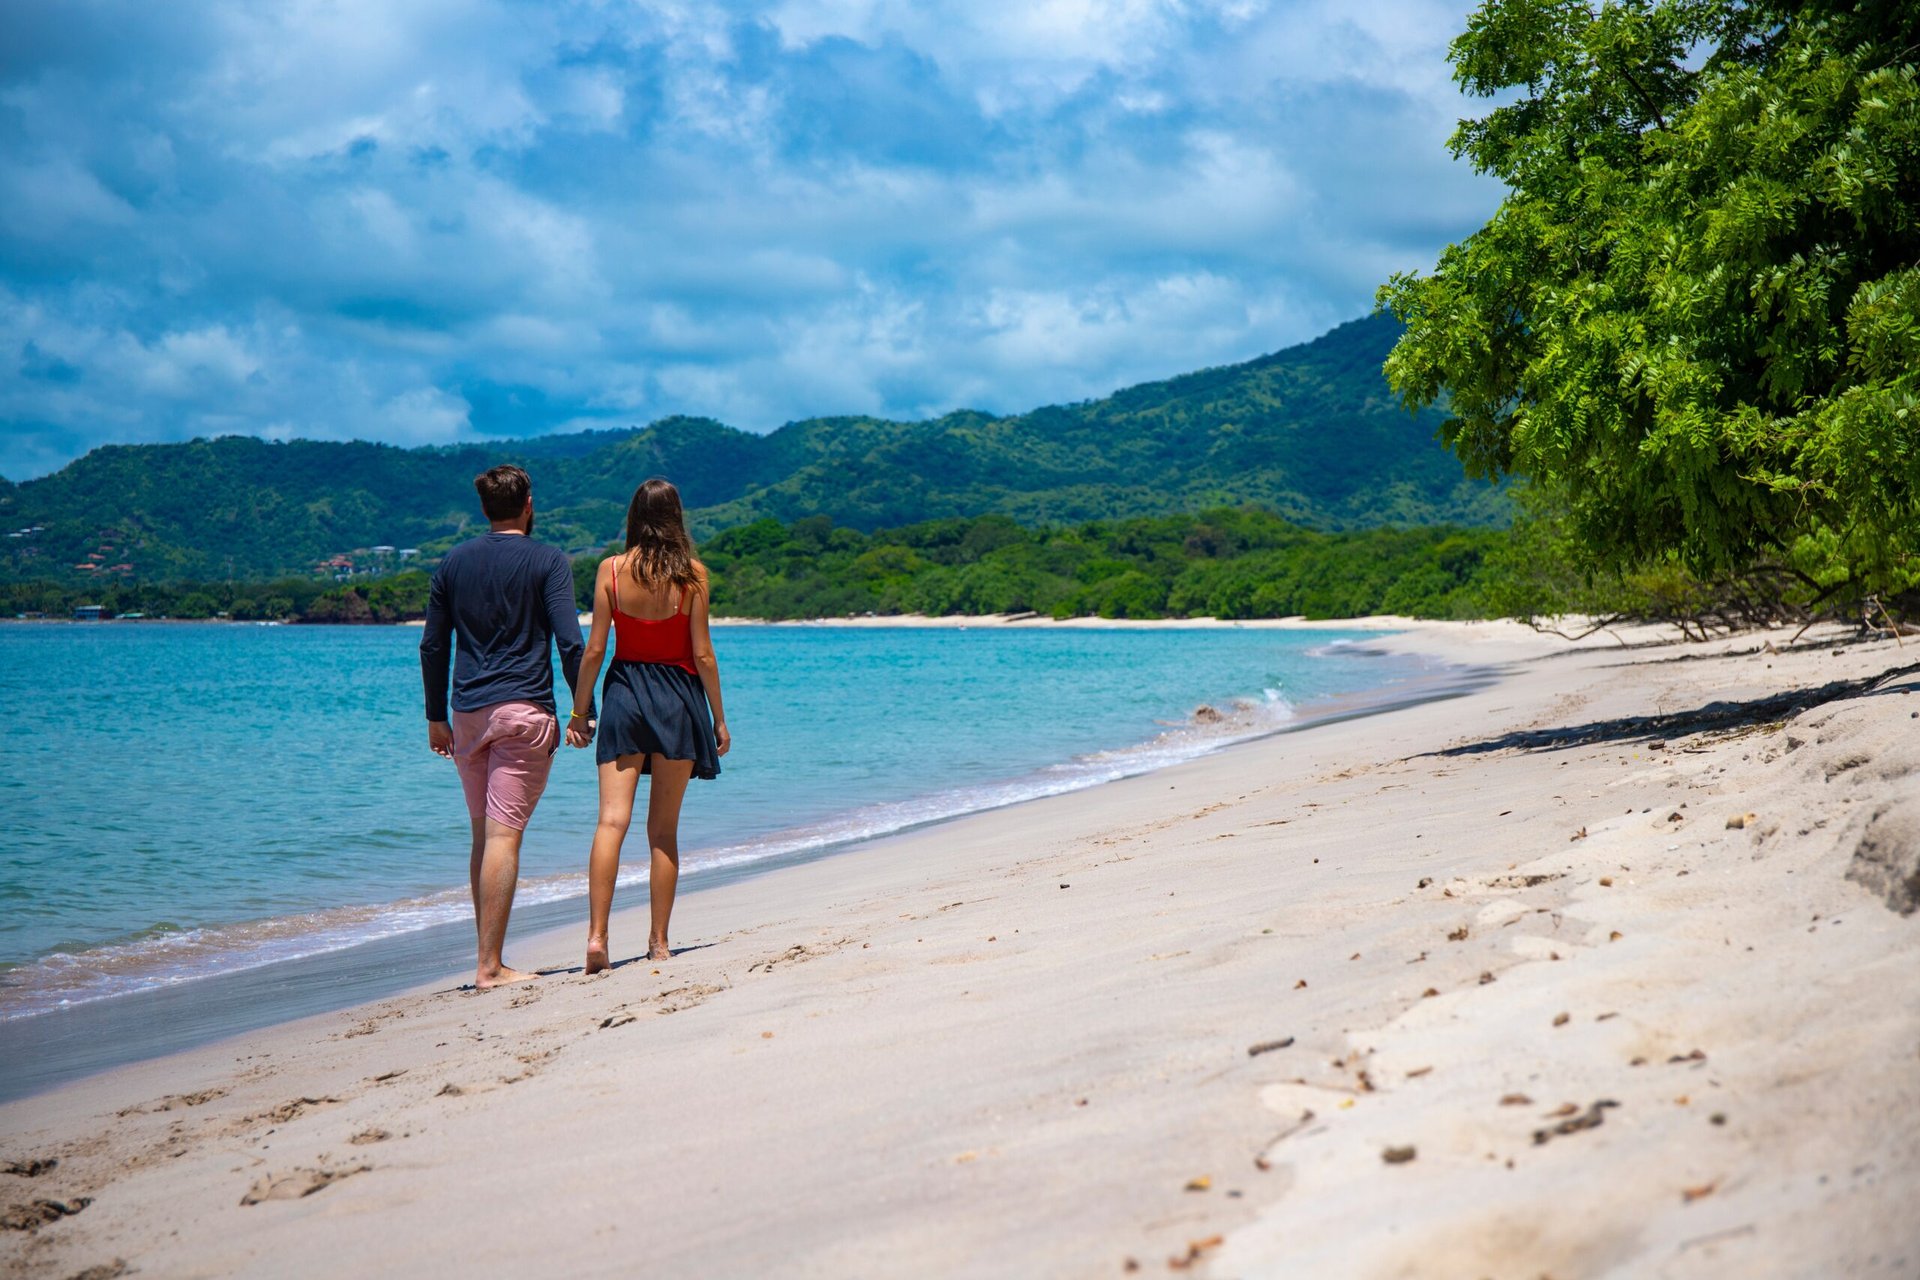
[{"xmin": 3, "ymin": 620, "xmax": 1916, "ymax": 1279}]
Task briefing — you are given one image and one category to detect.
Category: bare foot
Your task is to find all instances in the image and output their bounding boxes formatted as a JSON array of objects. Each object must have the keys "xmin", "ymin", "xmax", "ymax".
[
  {"xmin": 647, "ymin": 940, "xmax": 672, "ymax": 961},
  {"xmin": 475, "ymin": 965, "xmax": 539, "ymax": 990},
  {"xmin": 584, "ymin": 938, "xmax": 611, "ymax": 975}
]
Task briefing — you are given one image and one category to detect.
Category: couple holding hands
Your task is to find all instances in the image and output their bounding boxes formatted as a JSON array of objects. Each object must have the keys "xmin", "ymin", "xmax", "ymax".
[{"xmin": 420, "ymin": 466, "xmax": 728, "ymax": 988}]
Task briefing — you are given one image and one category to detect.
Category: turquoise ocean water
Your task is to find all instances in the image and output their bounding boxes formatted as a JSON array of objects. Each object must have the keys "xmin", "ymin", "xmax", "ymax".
[{"xmin": 0, "ymin": 621, "xmax": 1448, "ymax": 1022}]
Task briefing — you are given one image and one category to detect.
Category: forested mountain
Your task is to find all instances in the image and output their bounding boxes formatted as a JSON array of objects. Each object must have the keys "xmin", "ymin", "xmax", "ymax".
[{"xmin": 0, "ymin": 313, "xmax": 1505, "ymax": 583}]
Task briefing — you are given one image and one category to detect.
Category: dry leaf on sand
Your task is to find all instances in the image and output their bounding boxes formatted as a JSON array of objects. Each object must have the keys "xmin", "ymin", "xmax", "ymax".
[{"xmin": 1168, "ymin": 1236, "xmax": 1225, "ymax": 1271}]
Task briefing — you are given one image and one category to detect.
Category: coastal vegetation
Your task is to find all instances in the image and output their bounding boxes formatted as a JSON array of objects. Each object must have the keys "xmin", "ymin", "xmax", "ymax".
[
  {"xmin": 6, "ymin": 498, "xmax": 1896, "ymax": 631},
  {"xmin": 696, "ymin": 510, "xmax": 1499, "ymax": 621},
  {"xmin": 1380, "ymin": 0, "xmax": 1920, "ymax": 622},
  {"xmin": 1, "ymin": 510, "xmax": 1502, "ymax": 624},
  {"xmin": 0, "ymin": 573, "xmax": 425, "ymax": 623}
]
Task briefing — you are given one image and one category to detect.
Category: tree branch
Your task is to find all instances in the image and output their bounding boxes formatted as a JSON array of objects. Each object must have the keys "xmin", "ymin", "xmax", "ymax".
[{"xmin": 1613, "ymin": 59, "xmax": 1669, "ymax": 132}]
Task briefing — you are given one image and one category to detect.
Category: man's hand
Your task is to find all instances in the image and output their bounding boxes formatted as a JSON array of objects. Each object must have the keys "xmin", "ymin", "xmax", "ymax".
[
  {"xmin": 566, "ymin": 717, "xmax": 594, "ymax": 749},
  {"xmin": 428, "ymin": 720, "xmax": 455, "ymax": 759}
]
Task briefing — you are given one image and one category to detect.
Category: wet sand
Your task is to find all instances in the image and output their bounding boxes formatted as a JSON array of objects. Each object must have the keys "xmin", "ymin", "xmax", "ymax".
[{"xmin": 3, "ymin": 619, "xmax": 1916, "ymax": 1278}]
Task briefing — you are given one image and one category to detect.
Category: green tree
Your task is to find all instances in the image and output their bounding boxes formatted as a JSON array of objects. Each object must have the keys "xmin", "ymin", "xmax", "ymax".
[
  {"xmin": 364, "ymin": 572, "xmax": 431, "ymax": 621},
  {"xmin": 572, "ymin": 553, "xmax": 603, "ymax": 611},
  {"xmin": 1379, "ymin": 0, "xmax": 1920, "ymax": 597},
  {"xmin": 174, "ymin": 591, "xmax": 218, "ymax": 619}
]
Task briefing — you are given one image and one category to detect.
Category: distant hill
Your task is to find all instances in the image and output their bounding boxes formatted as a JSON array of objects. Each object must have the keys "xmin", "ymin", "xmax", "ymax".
[{"xmin": 0, "ymin": 313, "xmax": 1505, "ymax": 583}]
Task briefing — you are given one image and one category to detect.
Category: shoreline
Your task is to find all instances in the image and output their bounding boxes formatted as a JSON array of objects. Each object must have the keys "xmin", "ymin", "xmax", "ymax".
[
  {"xmin": 5, "ymin": 619, "xmax": 1914, "ymax": 1278},
  {"xmin": 0, "ymin": 638, "xmax": 1494, "ymax": 1103}
]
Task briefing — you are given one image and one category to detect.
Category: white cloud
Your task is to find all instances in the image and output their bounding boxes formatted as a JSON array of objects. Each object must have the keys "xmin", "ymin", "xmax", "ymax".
[
  {"xmin": 145, "ymin": 325, "xmax": 262, "ymax": 393},
  {"xmin": 0, "ymin": 156, "xmax": 137, "ymax": 242},
  {"xmin": 200, "ymin": 0, "xmax": 551, "ymax": 163},
  {"xmin": 370, "ymin": 384, "xmax": 471, "ymax": 445}
]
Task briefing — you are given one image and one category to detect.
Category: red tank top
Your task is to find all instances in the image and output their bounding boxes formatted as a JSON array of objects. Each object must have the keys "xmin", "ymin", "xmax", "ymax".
[{"xmin": 611, "ymin": 575, "xmax": 697, "ymax": 673}]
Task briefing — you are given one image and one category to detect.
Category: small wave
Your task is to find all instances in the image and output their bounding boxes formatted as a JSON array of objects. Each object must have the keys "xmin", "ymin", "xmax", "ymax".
[{"xmin": 1302, "ymin": 638, "xmax": 1398, "ymax": 660}]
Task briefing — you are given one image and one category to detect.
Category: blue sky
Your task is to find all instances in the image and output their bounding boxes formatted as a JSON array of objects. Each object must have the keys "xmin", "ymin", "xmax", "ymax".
[{"xmin": 0, "ymin": 0, "xmax": 1500, "ymax": 480}]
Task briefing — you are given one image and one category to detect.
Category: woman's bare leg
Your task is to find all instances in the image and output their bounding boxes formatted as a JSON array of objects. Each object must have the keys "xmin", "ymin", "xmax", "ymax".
[
  {"xmin": 644, "ymin": 757, "xmax": 695, "ymax": 960},
  {"xmin": 585, "ymin": 756, "xmax": 644, "ymax": 974}
]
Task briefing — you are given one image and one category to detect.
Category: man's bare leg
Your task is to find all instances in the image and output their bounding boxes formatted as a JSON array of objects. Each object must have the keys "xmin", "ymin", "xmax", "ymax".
[
  {"xmin": 468, "ymin": 808, "xmax": 487, "ymax": 922},
  {"xmin": 473, "ymin": 815, "xmax": 536, "ymax": 989}
]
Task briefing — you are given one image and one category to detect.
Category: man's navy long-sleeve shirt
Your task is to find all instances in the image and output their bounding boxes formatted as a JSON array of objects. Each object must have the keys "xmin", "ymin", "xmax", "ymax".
[{"xmin": 419, "ymin": 532, "xmax": 588, "ymax": 722}]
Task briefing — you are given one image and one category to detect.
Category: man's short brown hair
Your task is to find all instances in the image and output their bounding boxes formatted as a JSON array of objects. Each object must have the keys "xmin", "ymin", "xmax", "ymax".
[{"xmin": 474, "ymin": 465, "xmax": 532, "ymax": 521}]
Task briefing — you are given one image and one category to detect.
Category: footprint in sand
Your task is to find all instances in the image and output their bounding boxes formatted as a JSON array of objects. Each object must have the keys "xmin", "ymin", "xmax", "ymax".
[
  {"xmin": 1, "ymin": 1197, "xmax": 92, "ymax": 1231},
  {"xmin": 348, "ymin": 1129, "xmax": 391, "ymax": 1146},
  {"xmin": 257, "ymin": 1095, "xmax": 346, "ymax": 1124},
  {"xmin": 2, "ymin": 1158, "xmax": 57, "ymax": 1178},
  {"xmin": 748, "ymin": 940, "xmax": 850, "ymax": 974},
  {"xmin": 657, "ymin": 983, "xmax": 725, "ymax": 1014},
  {"xmin": 60, "ymin": 1261, "xmax": 129, "ymax": 1280},
  {"xmin": 239, "ymin": 1165, "xmax": 369, "ymax": 1205},
  {"xmin": 749, "ymin": 944, "xmax": 811, "ymax": 974},
  {"xmin": 151, "ymin": 1088, "xmax": 226, "ymax": 1111},
  {"xmin": 343, "ymin": 1007, "xmax": 408, "ymax": 1038}
]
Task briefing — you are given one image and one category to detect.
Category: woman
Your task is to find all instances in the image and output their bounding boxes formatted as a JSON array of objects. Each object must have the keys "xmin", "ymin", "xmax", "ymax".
[{"xmin": 567, "ymin": 478, "xmax": 729, "ymax": 970}]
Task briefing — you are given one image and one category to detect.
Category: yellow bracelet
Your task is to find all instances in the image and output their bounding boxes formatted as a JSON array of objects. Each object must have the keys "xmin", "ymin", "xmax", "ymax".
[{"xmin": 568, "ymin": 709, "xmax": 589, "ymax": 721}]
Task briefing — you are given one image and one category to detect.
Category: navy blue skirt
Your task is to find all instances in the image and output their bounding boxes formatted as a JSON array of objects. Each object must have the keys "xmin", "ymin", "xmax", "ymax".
[{"xmin": 596, "ymin": 659, "xmax": 721, "ymax": 778}]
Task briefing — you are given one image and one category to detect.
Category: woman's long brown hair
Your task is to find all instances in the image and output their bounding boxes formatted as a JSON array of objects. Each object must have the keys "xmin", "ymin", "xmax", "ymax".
[{"xmin": 621, "ymin": 478, "xmax": 702, "ymax": 594}]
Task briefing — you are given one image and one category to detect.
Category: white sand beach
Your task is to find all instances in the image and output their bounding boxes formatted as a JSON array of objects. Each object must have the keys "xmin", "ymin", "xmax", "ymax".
[{"xmin": 4, "ymin": 619, "xmax": 1917, "ymax": 1278}]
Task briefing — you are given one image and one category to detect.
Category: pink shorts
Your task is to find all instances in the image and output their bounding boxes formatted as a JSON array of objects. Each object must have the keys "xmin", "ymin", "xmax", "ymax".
[{"xmin": 453, "ymin": 701, "xmax": 558, "ymax": 831}]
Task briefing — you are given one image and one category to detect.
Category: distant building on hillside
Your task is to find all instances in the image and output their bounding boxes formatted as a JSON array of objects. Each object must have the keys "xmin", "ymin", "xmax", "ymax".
[
  {"xmin": 73, "ymin": 604, "xmax": 107, "ymax": 620},
  {"xmin": 398, "ymin": 548, "xmax": 419, "ymax": 560}
]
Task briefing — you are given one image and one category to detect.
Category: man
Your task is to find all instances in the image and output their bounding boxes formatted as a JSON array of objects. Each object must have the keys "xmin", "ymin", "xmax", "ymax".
[{"xmin": 421, "ymin": 464, "xmax": 590, "ymax": 989}]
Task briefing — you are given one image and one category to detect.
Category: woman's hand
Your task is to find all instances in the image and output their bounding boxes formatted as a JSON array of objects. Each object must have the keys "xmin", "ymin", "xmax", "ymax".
[
  {"xmin": 566, "ymin": 716, "xmax": 594, "ymax": 749},
  {"xmin": 714, "ymin": 720, "xmax": 731, "ymax": 757}
]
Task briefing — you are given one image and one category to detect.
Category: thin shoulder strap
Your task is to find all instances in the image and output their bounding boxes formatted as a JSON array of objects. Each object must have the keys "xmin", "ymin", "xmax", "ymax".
[
  {"xmin": 678, "ymin": 583, "xmax": 691, "ymax": 616},
  {"xmin": 608, "ymin": 562, "xmax": 621, "ymax": 614}
]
